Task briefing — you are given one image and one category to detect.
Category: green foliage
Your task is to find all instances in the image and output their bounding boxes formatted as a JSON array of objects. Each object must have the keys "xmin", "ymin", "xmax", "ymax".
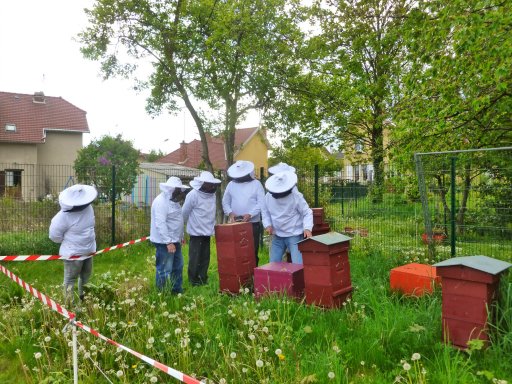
[
  {"xmin": 79, "ymin": 0, "xmax": 305, "ymax": 170},
  {"xmin": 2, "ymin": 244, "xmax": 511, "ymax": 383},
  {"xmin": 270, "ymin": 144, "xmax": 342, "ymax": 173},
  {"xmin": 395, "ymin": 0, "xmax": 512, "ymax": 158},
  {"xmin": 145, "ymin": 149, "xmax": 165, "ymax": 163},
  {"xmin": 74, "ymin": 135, "xmax": 139, "ymax": 200}
]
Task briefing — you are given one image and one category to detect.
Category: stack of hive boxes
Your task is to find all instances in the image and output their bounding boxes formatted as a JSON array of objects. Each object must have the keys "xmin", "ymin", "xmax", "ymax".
[
  {"xmin": 215, "ymin": 222, "xmax": 256, "ymax": 294},
  {"xmin": 311, "ymin": 208, "xmax": 330, "ymax": 236},
  {"xmin": 434, "ymin": 256, "xmax": 511, "ymax": 349},
  {"xmin": 298, "ymin": 232, "xmax": 353, "ymax": 308},
  {"xmin": 254, "ymin": 262, "xmax": 305, "ymax": 299}
]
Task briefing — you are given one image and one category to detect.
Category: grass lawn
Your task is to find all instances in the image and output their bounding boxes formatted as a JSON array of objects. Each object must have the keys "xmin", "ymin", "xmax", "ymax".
[{"xmin": 0, "ymin": 237, "xmax": 511, "ymax": 383}]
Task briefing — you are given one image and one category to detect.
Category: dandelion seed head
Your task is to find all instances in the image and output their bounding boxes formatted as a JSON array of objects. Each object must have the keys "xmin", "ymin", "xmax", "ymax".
[
  {"xmin": 34, "ymin": 352, "xmax": 42, "ymax": 359},
  {"xmin": 44, "ymin": 336, "xmax": 51, "ymax": 343},
  {"xmin": 411, "ymin": 353, "xmax": 420, "ymax": 361},
  {"xmin": 328, "ymin": 372, "xmax": 335, "ymax": 379},
  {"xmin": 116, "ymin": 370, "xmax": 123, "ymax": 377},
  {"xmin": 403, "ymin": 362, "xmax": 411, "ymax": 371},
  {"xmin": 256, "ymin": 359, "xmax": 264, "ymax": 368}
]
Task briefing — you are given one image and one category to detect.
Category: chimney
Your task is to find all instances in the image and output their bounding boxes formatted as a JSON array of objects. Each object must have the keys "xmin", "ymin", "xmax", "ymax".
[
  {"xmin": 33, "ymin": 91, "xmax": 46, "ymax": 104},
  {"xmin": 180, "ymin": 141, "xmax": 187, "ymax": 162}
]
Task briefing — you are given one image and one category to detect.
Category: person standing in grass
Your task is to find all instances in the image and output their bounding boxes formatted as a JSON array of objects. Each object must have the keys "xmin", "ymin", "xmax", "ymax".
[
  {"xmin": 182, "ymin": 171, "xmax": 221, "ymax": 286},
  {"xmin": 222, "ymin": 160, "xmax": 265, "ymax": 266},
  {"xmin": 261, "ymin": 171, "xmax": 313, "ymax": 264},
  {"xmin": 267, "ymin": 162, "xmax": 301, "ymax": 262},
  {"xmin": 150, "ymin": 176, "xmax": 190, "ymax": 293},
  {"xmin": 49, "ymin": 184, "xmax": 98, "ymax": 304}
]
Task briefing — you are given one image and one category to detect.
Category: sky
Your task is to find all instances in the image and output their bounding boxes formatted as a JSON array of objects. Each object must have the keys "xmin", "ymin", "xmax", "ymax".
[{"xmin": 0, "ymin": 1, "xmax": 260, "ymax": 154}]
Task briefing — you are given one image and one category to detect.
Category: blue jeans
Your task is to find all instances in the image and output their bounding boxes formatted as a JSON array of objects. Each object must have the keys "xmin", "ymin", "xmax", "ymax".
[
  {"xmin": 269, "ymin": 234, "xmax": 304, "ymax": 264},
  {"xmin": 153, "ymin": 242, "xmax": 183, "ymax": 293}
]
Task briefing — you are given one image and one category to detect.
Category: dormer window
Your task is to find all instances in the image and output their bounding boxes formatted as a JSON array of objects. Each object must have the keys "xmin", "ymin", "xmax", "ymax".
[
  {"xmin": 5, "ymin": 124, "xmax": 16, "ymax": 132},
  {"xmin": 355, "ymin": 141, "xmax": 363, "ymax": 153},
  {"xmin": 33, "ymin": 91, "xmax": 46, "ymax": 103}
]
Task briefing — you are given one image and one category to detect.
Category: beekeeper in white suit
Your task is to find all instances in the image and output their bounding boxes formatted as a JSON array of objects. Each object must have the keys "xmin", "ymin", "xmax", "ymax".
[{"xmin": 49, "ymin": 184, "xmax": 98, "ymax": 304}]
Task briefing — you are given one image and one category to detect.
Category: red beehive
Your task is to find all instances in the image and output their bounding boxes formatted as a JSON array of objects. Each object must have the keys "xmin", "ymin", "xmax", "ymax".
[
  {"xmin": 312, "ymin": 208, "xmax": 325, "ymax": 225},
  {"xmin": 434, "ymin": 256, "xmax": 511, "ymax": 349},
  {"xmin": 298, "ymin": 232, "xmax": 353, "ymax": 308},
  {"xmin": 311, "ymin": 208, "xmax": 331, "ymax": 236},
  {"xmin": 254, "ymin": 262, "xmax": 304, "ymax": 299},
  {"xmin": 389, "ymin": 263, "xmax": 441, "ymax": 296},
  {"xmin": 215, "ymin": 222, "xmax": 256, "ymax": 294},
  {"xmin": 218, "ymin": 273, "xmax": 253, "ymax": 294}
]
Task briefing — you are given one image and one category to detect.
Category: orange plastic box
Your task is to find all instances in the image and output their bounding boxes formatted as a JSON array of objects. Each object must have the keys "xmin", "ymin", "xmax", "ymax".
[{"xmin": 389, "ymin": 263, "xmax": 440, "ymax": 296}]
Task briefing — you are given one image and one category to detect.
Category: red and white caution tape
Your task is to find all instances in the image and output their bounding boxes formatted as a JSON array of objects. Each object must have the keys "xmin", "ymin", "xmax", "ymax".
[
  {"xmin": 0, "ymin": 236, "xmax": 149, "ymax": 262},
  {"xmin": 0, "ymin": 264, "xmax": 75, "ymax": 320},
  {"xmin": 0, "ymin": 264, "xmax": 204, "ymax": 384},
  {"xmin": 74, "ymin": 321, "xmax": 204, "ymax": 383}
]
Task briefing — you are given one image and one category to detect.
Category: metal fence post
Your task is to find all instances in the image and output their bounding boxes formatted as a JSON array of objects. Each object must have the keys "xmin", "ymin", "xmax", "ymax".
[
  {"xmin": 111, "ymin": 165, "xmax": 116, "ymax": 245},
  {"xmin": 259, "ymin": 167, "xmax": 265, "ymax": 248},
  {"xmin": 450, "ymin": 157, "xmax": 457, "ymax": 257},
  {"xmin": 314, "ymin": 165, "xmax": 319, "ymax": 208}
]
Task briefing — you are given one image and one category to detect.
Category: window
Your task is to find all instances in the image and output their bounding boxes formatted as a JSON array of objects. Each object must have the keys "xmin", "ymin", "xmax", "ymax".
[
  {"xmin": 5, "ymin": 170, "xmax": 22, "ymax": 187},
  {"xmin": 5, "ymin": 124, "xmax": 16, "ymax": 132},
  {"xmin": 355, "ymin": 141, "xmax": 363, "ymax": 153}
]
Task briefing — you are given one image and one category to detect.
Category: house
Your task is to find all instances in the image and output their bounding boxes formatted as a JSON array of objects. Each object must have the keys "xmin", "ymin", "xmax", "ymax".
[
  {"xmin": 156, "ymin": 127, "xmax": 269, "ymax": 175},
  {"xmin": 122, "ymin": 162, "xmax": 201, "ymax": 207},
  {"xmin": 0, "ymin": 91, "xmax": 89, "ymax": 200}
]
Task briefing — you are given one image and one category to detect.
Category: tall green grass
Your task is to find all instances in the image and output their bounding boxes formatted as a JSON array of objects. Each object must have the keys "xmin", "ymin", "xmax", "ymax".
[{"xmin": 1, "ymin": 237, "xmax": 511, "ymax": 383}]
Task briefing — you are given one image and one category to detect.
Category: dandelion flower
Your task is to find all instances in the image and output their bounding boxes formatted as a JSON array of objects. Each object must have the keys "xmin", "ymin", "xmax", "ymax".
[
  {"xmin": 411, "ymin": 353, "xmax": 420, "ymax": 361},
  {"xmin": 328, "ymin": 372, "xmax": 335, "ymax": 380},
  {"xmin": 256, "ymin": 359, "xmax": 264, "ymax": 368},
  {"xmin": 403, "ymin": 362, "xmax": 411, "ymax": 371},
  {"xmin": 116, "ymin": 370, "xmax": 123, "ymax": 377},
  {"xmin": 230, "ymin": 352, "xmax": 237, "ymax": 359},
  {"xmin": 278, "ymin": 354, "xmax": 285, "ymax": 361},
  {"xmin": 34, "ymin": 352, "xmax": 42, "ymax": 359}
]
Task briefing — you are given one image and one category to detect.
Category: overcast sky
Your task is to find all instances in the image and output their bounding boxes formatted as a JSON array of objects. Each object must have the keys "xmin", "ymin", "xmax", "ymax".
[{"xmin": 0, "ymin": 0, "xmax": 260, "ymax": 154}]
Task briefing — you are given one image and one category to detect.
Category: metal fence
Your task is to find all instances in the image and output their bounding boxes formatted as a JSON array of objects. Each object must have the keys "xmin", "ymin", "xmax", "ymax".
[{"xmin": 1, "ymin": 151, "xmax": 511, "ymax": 262}]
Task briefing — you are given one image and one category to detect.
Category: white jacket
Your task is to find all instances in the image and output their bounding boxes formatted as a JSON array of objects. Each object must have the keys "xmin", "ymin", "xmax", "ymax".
[
  {"xmin": 182, "ymin": 189, "xmax": 217, "ymax": 236},
  {"xmin": 222, "ymin": 179, "xmax": 265, "ymax": 222},
  {"xmin": 261, "ymin": 192, "xmax": 313, "ymax": 237},
  {"xmin": 49, "ymin": 205, "xmax": 96, "ymax": 258},
  {"xmin": 150, "ymin": 192, "xmax": 184, "ymax": 244}
]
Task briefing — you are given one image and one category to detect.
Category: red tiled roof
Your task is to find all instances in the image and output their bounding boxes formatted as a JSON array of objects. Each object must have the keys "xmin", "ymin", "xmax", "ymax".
[
  {"xmin": 157, "ymin": 127, "xmax": 261, "ymax": 170},
  {"xmin": 0, "ymin": 91, "xmax": 89, "ymax": 144}
]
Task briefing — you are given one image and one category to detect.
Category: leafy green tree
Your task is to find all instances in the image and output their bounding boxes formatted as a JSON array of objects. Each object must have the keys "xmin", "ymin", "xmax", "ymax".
[
  {"xmin": 145, "ymin": 149, "xmax": 165, "ymax": 163},
  {"xmin": 394, "ymin": 0, "xmax": 512, "ymax": 229},
  {"xmin": 396, "ymin": 0, "xmax": 512, "ymax": 157},
  {"xmin": 266, "ymin": 0, "xmax": 413, "ymax": 203},
  {"xmin": 74, "ymin": 135, "xmax": 139, "ymax": 200},
  {"xmin": 270, "ymin": 144, "xmax": 342, "ymax": 173},
  {"xmin": 79, "ymin": 0, "xmax": 304, "ymax": 172}
]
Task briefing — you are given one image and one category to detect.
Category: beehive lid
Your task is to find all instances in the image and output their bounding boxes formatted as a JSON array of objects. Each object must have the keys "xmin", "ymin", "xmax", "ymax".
[
  {"xmin": 434, "ymin": 256, "xmax": 511, "ymax": 275},
  {"xmin": 299, "ymin": 232, "xmax": 352, "ymax": 245}
]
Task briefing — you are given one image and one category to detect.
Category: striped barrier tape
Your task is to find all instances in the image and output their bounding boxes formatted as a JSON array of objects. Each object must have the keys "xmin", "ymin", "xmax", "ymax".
[
  {"xmin": 0, "ymin": 236, "xmax": 149, "ymax": 262},
  {"xmin": 0, "ymin": 264, "xmax": 204, "ymax": 384}
]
